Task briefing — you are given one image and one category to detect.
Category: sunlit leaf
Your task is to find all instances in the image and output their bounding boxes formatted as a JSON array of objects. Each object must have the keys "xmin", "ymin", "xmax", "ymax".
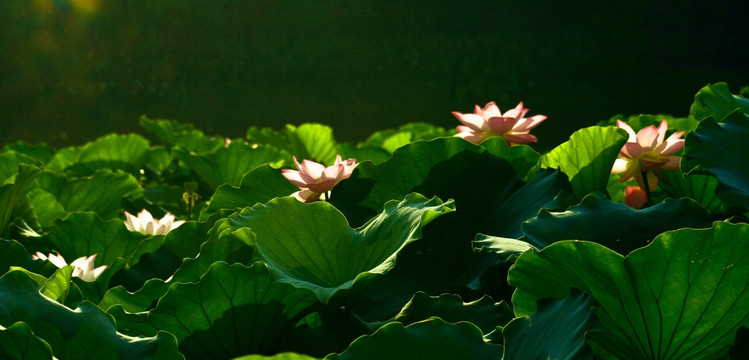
[
  {"xmin": 65, "ymin": 133, "xmax": 151, "ymax": 176},
  {"xmin": 173, "ymin": 141, "xmax": 288, "ymax": 189},
  {"xmin": 221, "ymin": 193, "xmax": 454, "ymax": 303},
  {"xmin": 690, "ymin": 82, "xmax": 749, "ymax": 121},
  {"xmin": 509, "ymin": 222, "xmax": 749, "ymax": 359},
  {"xmin": 530, "ymin": 126, "xmax": 627, "ymax": 200},
  {"xmin": 206, "ymin": 164, "xmax": 297, "ymax": 214}
]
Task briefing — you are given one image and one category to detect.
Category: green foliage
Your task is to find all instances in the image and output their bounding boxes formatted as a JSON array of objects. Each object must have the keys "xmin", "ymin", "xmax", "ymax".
[
  {"xmin": 173, "ymin": 141, "xmax": 288, "ymax": 189},
  {"xmin": 501, "ymin": 290, "xmax": 597, "ymax": 360},
  {"xmin": 0, "ymin": 270, "xmax": 183, "ymax": 359},
  {"xmin": 683, "ymin": 111, "xmax": 749, "ymax": 210},
  {"xmin": 326, "ymin": 318, "xmax": 503, "ymax": 359},
  {"xmin": 147, "ymin": 261, "xmax": 319, "ymax": 359},
  {"xmin": 531, "ymin": 125, "xmax": 628, "ymax": 200},
  {"xmin": 509, "ymin": 222, "xmax": 749, "ymax": 359},
  {"xmin": 2, "ymin": 83, "xmax": 748, "ymax": 358},
  {"xmin": 522, "ymin": 193, "xmax": 713, "ymax": 253},
  {"xmin": 690, "ymin": 82, "xmax": 749, "ymax": 121},
  {"xmin": 219, "ymin": 193, "xmax": 454, "ymax": 303},
  {"xmin": 393, "ymin": 292, "xmax": 513, "ymax": 334},
  {"xmin": 0, "ymin": 322, "xmax": 54, "ymax": 360}
]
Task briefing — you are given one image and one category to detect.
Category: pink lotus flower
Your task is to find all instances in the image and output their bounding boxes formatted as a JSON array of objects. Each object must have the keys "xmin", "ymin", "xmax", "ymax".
[
  {"xmin": 453, "ymin": 101, "xmax": 547, "ymax": 145},
  {"xmin": 32, "ymin": 252, "xmax": 107, "ymax": 282},
  {"xmin": 282, "ymin": 155, "xmax": 357, "ymax": 203},
  {"xmin": 124, "ymin": 209, "xmax": 185, "ymax": 236},
  {"xmin": 624, "ymin": 186, "xmax": 648, "ymax": 209},
  {"xmin": 611, "ymin": 120, "xmax": 685, "ymax": 191}
]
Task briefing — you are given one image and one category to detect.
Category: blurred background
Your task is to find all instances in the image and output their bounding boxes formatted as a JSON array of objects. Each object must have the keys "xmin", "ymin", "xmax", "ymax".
[{"xmin": 1, "ymin": 0, "xmax": 747, "ymax": 151}]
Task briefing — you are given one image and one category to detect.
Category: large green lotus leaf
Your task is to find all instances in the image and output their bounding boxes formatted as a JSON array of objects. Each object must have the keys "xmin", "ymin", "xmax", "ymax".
[
  {"xmin": 682, "ymin": 111, "xmax": 749, "ymax": 210},
  {"xmin": 225, "ymin": 193, "xmax": 454, "ymax": 303},
  {"xmin": 522, "ymin": 194, "xmax": 713, "ymax": 253},
  {"xmin": 173, "ymin": 141, "xmax": 288, "ymax": 189},
  {"xmin": 27, "ymin": 188, "xmax": 67, "ymax": 229},
  {"xmin": 658, "ymin": 169, "xmax": 725, "ymax": 214},
  {"xmin": 232, "ymin": 353, "xmax": 320, "ymax": 360},
  {"xmin": 331, "ymin": 137, "xmax": 490, "ymax": 215},
  {"xmin": 331, "ymin": 137, "xmax": 559, "ymax": 229},
  {"xmin": 690, "ymin": 82, "xmax": 749, "ymax": 121},
  {"xmin": 65, "ymin": 133, "xmax": 151, "ymax": 176},
  {"xmin": 101, "ymin": 220, "xmax": 252, "ymax": 316},
  {"xmin": 0, "ymin": 270, "xmax": 183, "ymax": 360},
  {"xmin": 0, "ymin": 322, "xmax": 54, "ymax": 360},
  {"xmin": 101, "ymin": 277, "xmax": 171, "ymax": 315},
  {"xmin": 45, "ymin": 212, "xmax": 153, "ymax": 268},
  {"xmin": 479, "ymin": 137, "xmax": 540, "ymax": 179},
  {"xmin": 206, "ymin": 164, "xmax": 298, "ymax": 214},
  {"xmin": 161, "ymin": 213, "xmax": 226, "ymax": 260},
  {"xmin": 147, "ymin": 261, "xmax": 319, "ymax": 359},
  {"xmin": 343, "ymin": 169, "xmax": 568, "ymax": 322},
  {"xmin": 508, "ymin": 222, "xmax": 749, "ymax": 359},
  {"xmin": 0, "ymin": 238, "xmax": 43, "ymax": 276},
  {"xmin": 0, "ymin": 165, "xmax": 40, "ymax": 236},
  {"xmin": 530, "ymin": 126, "xmax": 627, "ymax": 200},
  {"xmin": 103, "ymin": 213, "xmax": 255, "ymax": 314},
  {"xmin": 472, "ymin": 235, "xmax": 533, "ymax": 262},
  {"xmin": 143, "ymin": 146, "xmax": 173, "ymax": 174},
  {"xmin": 110, "ymin": 212, "xmax": 229, "ymax": 292},
  {"xmin": 363, "ymin": 122, "xmax": 452, "ymax": 153},
  {"xmin": 0, "ymin": 151, "xmax": 20, "ymax": 186},
  {"xmin": 365, "ymin": 131, "xmax": 412, "ymax": 154},
  {"xmin": 140, "ymin": 116, "xmax": 223, "ymax": 154},
  {"xmin": 35, "ymin": 169, "xmax": 143, "ymax": 220},
  {"xmin": 502, "ymin": 290, "xmax": 596, "ymax": 360},
  {"xmin": 287, "ymin": 123, "xmax": 339, "ymax": 165},
  {"xmin": 324, "ymin": 318, "xmax": 503, "ymax": 360},
  {"xmin": 393, "ymin": 292, "xmax": 513, "ymax": 334},
  {"xmin": 246, "ymin": 126, "xmax": 292, "ymax": 152},
  {"xmin": 44, "ymin": 147, "xmax": 81, "ymax": 172},
  {"xmin": 2, "ymin": 141, "xmax": 56, "ymax": 164}
]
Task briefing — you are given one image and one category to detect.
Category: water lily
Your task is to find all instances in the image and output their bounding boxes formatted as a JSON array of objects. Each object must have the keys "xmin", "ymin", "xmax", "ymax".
[
  {"xmin": 624, "ymin": 186, "xmax": 648, "ymax": 209},
  {"xmin": 124, "ymin": 209, "xmax": 185, "ymax": 236},
  {"xmin": 32, "ymin": 252, "xmax": 107, "ymax": 282},
  {"xmin": 282, "ymin": 155, "xmax": 357, "ymax": 203},
  {"xmin": 453, "ymin": 101, "xmax": 547, "ymax": 145},
  {"xmin": 611, "ymin": 120, "xmax": 685, "ymax": 191}
]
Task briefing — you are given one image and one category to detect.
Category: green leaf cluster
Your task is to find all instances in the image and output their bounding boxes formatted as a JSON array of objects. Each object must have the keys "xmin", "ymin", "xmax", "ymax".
[{"xmin": 0, "ymin": 83, "xmax": 747, "ymax": 359}]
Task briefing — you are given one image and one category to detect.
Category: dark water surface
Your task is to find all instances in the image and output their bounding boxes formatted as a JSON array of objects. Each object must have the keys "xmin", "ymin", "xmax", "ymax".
[{"xmin": 1, "ymin": 0, "xmax": 747, "ymax": 151}]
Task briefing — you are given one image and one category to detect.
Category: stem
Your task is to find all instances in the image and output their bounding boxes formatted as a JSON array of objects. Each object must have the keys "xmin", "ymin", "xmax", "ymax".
[{"xmin": 641, "ymin": 171, "xmax": 653, "ymax": 207}]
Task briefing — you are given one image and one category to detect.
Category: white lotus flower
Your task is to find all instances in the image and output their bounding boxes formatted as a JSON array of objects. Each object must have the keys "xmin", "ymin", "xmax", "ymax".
[
  {"xmin": 124, "ymin": 209, "xmax": 185, "ymax": 236},
  {"xmin": 32, "ymin": 252, "xmax": 107, "ymax": 282}
]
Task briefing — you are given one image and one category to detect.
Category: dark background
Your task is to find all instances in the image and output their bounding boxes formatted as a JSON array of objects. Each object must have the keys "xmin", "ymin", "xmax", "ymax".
[{"xmin": 1, "ymin": 0, "xmax": 747, "ymax": 151}]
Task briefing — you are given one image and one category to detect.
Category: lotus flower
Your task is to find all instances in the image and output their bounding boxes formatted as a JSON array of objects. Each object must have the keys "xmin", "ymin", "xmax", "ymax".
[
  {"xmin": 124, "ymin": 209, "xmax": 185, "ymax": 236},
  {"xmin": 611, "ymin": 120, "xmax": 685, "ymax": 191},
  {"xmin": 282, "ymin": 155, "xmax": 357, "ymax": 203},
  {"xmin": 32, "ymin": 252, "xmax": 107, "ymax": 282},
  {"xmin": 624, "ymin": 186, "xmax": 648, "ymax": 209},
  {"xmin": 453, "ymin": 101, "xmax": 547, "ymax": 145}
]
